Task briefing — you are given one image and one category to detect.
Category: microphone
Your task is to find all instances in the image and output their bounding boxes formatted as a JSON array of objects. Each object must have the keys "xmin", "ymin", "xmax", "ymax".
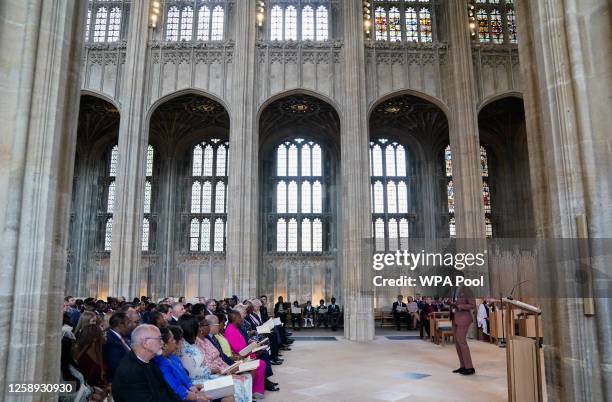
[{"xmin": 507, "ymin": 280, "xmax": 530, "ymax": 300}]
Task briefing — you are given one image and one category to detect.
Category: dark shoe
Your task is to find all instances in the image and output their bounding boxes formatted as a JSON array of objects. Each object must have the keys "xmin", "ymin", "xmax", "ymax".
[
  {"xmin": 270, "ymin": 359, "xmax": 282, "ymax": 365},
  {"xmin": 460, "ymin": 368, "xmax": 476, "ymax": 375},
  {"xmin": 265, "ymin": 384, "xmax": 279, "ymax": 391},
  {"xmin": 280, "ymin": 346, "xmax": 291, "ymax": 351},
  {"xmin": 286, "ymin": 332, "xmax": 293, "ymax": 336},
  {"xmin": 452, "ymin": 367, "xmax": 465, "ymax": 373}
]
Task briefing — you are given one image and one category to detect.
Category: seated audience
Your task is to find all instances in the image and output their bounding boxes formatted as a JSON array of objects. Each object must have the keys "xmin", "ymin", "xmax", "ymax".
[
  {"xmin": 420, "ymin": 296, "xmax": 438, "ymax": 338},
  {"xmin": 407, "ymin": 296, "xmax": 420, "ymax": 330},
  {"xmin": 177, "ymin": 315, "xmax": 243, "ymax": 401},
  {"xmin": 224, "ymin": 311, "xmax": 273, "ymax": 398},
  {"xmin": 73, "ymin": 323, "xmax": 110, "ymax": 400},
  {"xmin": 290, "ymin": 301, "xmax": 302, "ymax": 331},
  {"xmin": 112, "ymin": 324, "xmax": 183, "ymax": 402},
  {"xmin": 392, "ymin": 294, "xmax": 408, "ymax": 331},
  {"xmin": 327, "ymin": 297, "xmax": 341, "ymax": 331},
  {"xmin": 103, "ymin": 312, "xmax": 132, "ymax": 382},
  {"xmin": 73, "ymin": 310, "xmax": 97, "ymax": 338},
  {"xmin": 316, "ymin": 300, "xmax": 328, "ymax": 328},
  {"xmin": 303, "ymin": 301, "xmax": 315, "ymax": 328},
  {"xmin": 170, "ymin": 302, "xmax": 185, "ymax": 325},
  {"xmin": 273, "ymin": 296, "xmax": 287, "ymax": 325}
]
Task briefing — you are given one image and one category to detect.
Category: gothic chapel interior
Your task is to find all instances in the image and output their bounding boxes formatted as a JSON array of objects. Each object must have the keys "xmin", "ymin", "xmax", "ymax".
[{"xmin": 0, "ymin": 0, "xmax": 610, "ymax": 401}]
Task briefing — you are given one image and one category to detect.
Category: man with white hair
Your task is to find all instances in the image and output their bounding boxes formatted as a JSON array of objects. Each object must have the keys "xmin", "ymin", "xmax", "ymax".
[
  {"xmin": 112, "ymin": 324, "xmax": 183, "ymax": 401},
  {"xmin": 170, "ymin": 302, "xmax": 185, "ymax": 325}
]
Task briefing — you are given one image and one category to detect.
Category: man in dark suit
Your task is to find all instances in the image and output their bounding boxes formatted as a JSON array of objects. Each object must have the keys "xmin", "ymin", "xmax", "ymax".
[
  {"xmin": 451, "ymin": 285, "xmax": 476, "ymax": 375},
  {"xmin": 103, "ymin": 312, "xmax": 131, "ymax": 382},
  {"xmin": 392, "ymin": 295, "xmax": 408, "ymax": 331},
  {"xmin": 327, "ymin": 297, "xmax": 341, "ymax": 331},
  {"xmin": 260, "ymin": 295, "xmax": 270, "ymax": 322},
  {"xmin": 112, "ymin": 324, "xmax": 184, "ymax": 402}
]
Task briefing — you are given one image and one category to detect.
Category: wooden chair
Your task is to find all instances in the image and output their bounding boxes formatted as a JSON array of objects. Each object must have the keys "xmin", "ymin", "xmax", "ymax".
[
  {"xmin": 437, "ymin": 319, "xmax": 453, "ymax": 345},
  {"xmin": 381, "ymin": 309, "xmax": 395, "ymax": 328},
  {"xmin": 430, "ymin": 311, "xmax": 450, "ymax": 343}
]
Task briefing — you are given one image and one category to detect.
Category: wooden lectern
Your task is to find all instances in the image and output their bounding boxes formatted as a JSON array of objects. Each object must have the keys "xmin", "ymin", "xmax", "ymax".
[{"xmin": 502, "ymin": 298, "xmax": 543, "ymax": 402}]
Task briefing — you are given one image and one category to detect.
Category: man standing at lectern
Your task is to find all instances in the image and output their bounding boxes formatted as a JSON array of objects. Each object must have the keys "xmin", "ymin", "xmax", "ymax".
[{"xmin": 451, "ymin": 285, "xmax": 476, "ymax": 375}]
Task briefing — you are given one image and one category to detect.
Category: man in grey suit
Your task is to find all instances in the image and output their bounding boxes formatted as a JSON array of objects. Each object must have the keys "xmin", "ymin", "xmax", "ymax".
[{"xmin": 451, "ymin": 285, "xmax": 476, "ymax": 375}]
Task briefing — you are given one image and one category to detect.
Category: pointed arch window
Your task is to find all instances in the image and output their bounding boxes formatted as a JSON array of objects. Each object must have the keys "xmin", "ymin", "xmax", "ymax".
[
  {"xmin": 444, "ymin": 145, "xmax": 493, "ymax": 238},
  {"xmin": 371, "ymin": 1, "xmax": 434, "ymax": 42},
  {"xmin": 269, "ymin": 1, "xmax": 330, "ymax": 41},
  {"xmin": 370, "ymin": 138, "xmax": 415, "ymax": 251},
  {"xmin": 189, "ymin": 139, "xmax": 228, "ymax": 252},
  {"xmin": 273, "ymin": 139, "xmax": 329, "ymax": 253},
  {"xmin": 472, "ymin": 0, "xmax": 516, "ymax": 44}
]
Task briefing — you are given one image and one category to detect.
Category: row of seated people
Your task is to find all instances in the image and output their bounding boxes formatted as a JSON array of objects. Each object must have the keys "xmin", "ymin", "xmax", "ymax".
[
  {"xmin": 272, "ymin": 296, "xmax": 342, "ymax": 331},
  {"xmin": 61, "ymin": 295, "xmax": 295, "ymax": 401},
  {"xmin": 390, "ymin": 294, "xmax": 456, "ymax": 338}
]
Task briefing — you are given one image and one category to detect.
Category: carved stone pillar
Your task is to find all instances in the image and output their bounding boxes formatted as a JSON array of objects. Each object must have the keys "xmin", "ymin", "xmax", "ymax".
[
  {"xmin": 447, "ymin": 0, "xmax": 486, "ymax": 239},
  {"xmin": 108, "ymin": 0, "xmax": 151, "ymax": 297},
  {"xmin": 0, "ymin": 0, "xmax": 86, "ymax": 397},
  {"xmin": 225, "ymin": 1, "xmax": 259, "ymax": 298},
  {"xmin": 516, "ymin": 1, "xmax": 611, "ymax": 400},
  {"xmin": 341, "ymin": 0, "xmax": 375, "ymax": 342}
]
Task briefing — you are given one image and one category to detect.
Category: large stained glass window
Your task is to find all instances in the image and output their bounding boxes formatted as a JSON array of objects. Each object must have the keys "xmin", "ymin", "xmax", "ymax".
[
  {"xmin": 166, "ymin": 2, "xmax": 225, "ymax": 42},
  {"xmin": 189, "ymin": 139, "xmax": 228, "ymax": 252},
  {"xmin": 472, "ymin": 0, "xmax": 517, "ymax": 44},
  {"xmin": 370, "ymin": 139, "xmax": 413, "ymax": 251},
  {"xmin": 268, "ymin": 1, "xmax": 330, "ymax": 41},
  {"xmin": 274, "ymin": 139, "xmax": 327, "ymax": 253},
  {"xmin": 103, "ymin": 145, "xmax": 119, "ymax": 251},
  {"xmin": 444, "ymin": 145, "xmax": 493, "ymax": 238},
  {"xmin": 88, "ymin": 2, "xmax": 125, "ymax": 43},
  {"xmin": 372, "ymin": 1, "xmax": 433, "ymax": 43}
]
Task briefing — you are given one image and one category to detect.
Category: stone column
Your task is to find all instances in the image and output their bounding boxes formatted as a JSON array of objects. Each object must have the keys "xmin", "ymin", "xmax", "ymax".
[
  {"xmin": 447, "ymin": 0, "xmax": 486, "ymax": 240},
  {"xmin": 516, "ymin": 1, "xmax": 611, "ymax": 400},
  {"xmin": 108, "ymin": 0, "xmax": 151, "ymax": 298},
  {"xmin": 225, "ymin": 1, "xmax": 259, "ymax": 298},
  {"xmin": 341, "ymin": 0, "xmax": 375, "ymax": 342},
  {"xmin": 0, "ymin": 0, "xmax": 86, "ymax": 398}
]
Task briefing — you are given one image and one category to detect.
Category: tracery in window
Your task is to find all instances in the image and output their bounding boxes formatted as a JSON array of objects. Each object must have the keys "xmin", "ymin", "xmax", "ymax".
[
  {"xmin": 370, "ymin": 139, "xmax": 413, "ymax": 251},
  {"xmin": 103, "ymin": 145, "xmax": 119, "ymax": 251},
  {"xmin": 274, "ymin": 139, "xmax": 326, "ymax": 253},
  {"xmin": 444, "ymin": 145, "xmax": 493, "ymax": 238},
  {"xmin": 142, "ymin": 145, "xmax": 154, "ymax": 251},
  {"xmin": 166, "ymin": 3, "xmax": 224, "ymax": 42},
  {"xmin": 372, "ymin": 1, "xmax": 433, "ymax": 42},
  {"xmin": 189, "ymin": 139, "xmax": 228, "ymax": 252},
  {"xmin": 472, "ymin": 0, "xmax": 516, "ymax": 44},
  {"xmin": 88, "ymin": 2, "xmax": 125, "ymax": 43},
  {"xmin": 269, "ymin": 2, "xmax": 330, "ymax": 41}
]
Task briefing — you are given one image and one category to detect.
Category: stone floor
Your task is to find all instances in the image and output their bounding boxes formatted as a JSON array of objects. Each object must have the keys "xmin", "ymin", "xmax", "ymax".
[{"xmin": 263, "ymin": 331, "xmax": 508, "ymax": 402}]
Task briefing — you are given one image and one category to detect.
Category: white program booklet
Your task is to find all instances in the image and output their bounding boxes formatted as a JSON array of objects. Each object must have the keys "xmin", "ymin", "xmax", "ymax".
[{"xmin": 202, "ymin": 376, "xmax": 235, "ymax": 399}]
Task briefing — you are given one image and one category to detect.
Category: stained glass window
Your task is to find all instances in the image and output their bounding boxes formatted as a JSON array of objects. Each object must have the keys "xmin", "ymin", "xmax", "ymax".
[
  {"xmin": 472, "ymin": 1, "xmax": 516, "ymax": 44},
  {"xmin": 285, "ymin": 6, "xmax": 297, "ymax": 40},
  {"xmin": 189, "ymin": 138, "xmax": 228, "ymax": 252},
  {"xmin": 107, "ymin": 181, "xmax": 116, "ymax": 213},
  {"xmin": 370, "ymin": 139, "xmax": 413, "ymax": 250},
  {"xmin": 444, "ymin": 145, "xmax": 493, "ymax": 238},
  {"xmin": 103, "ymin": 144, "xmax": 119, "ymax": 251},
  {"xmin": 274, "ymin": 138, "xmax": 327, "ymax": 253},
  {"xmin": 166, "ymin": 6, "xmax": 180, "ymax": 41},
  {"xmin": 142, "ymin": 218, "xmax": 150, "ymax": 252},
  {"xmin": 107, "ymin": 7, "xmax": 121, "ymax": 41},
  {"xmin": 93, "ymin": 7, "xmax": 109, "ymax": 42},
  {"xmin": 371, "ymin": 1, "xmax": 434, "ymax": 42}
]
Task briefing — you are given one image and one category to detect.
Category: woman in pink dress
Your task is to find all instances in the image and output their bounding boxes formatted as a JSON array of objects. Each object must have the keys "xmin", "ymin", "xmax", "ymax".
[{"xmin": 224, "ymin": 311, "xmax": 267, "ymax": 399}]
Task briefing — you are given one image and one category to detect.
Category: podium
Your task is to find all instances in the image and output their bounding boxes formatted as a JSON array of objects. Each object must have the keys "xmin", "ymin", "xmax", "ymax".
[{"xmin": 502, "ymin": 298, "xmax": 543, "ymax": 402}]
